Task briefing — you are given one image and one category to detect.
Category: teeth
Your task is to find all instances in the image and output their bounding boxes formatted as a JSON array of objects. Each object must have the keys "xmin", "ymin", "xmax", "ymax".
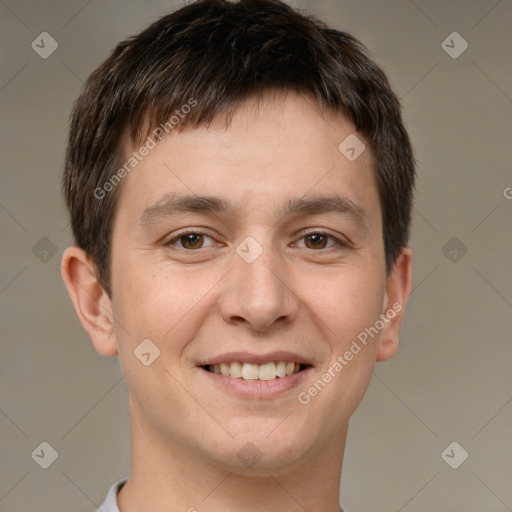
[
  {"xmin": 230, "ymin": 361, "xmax": 243, "ymax": 378},
  {"xmin": 258, "ymin": 362, "xmax": 276, "ymax": 381},
  {"xmin": 242, "ymin": 363, "xmax": 259, "ymax": 380},
  {"xmin": 206, "ymin": 361, "xmax": 304, "ymax": 380},
  {"xmin": 276, "ymin": 361, "xmax": 287, "ymax": 378}
]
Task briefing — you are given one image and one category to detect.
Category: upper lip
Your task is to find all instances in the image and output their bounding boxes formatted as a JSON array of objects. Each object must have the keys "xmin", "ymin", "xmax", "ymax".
[{"xmin": 197, "ymin": 351, "xmax": 313, "ymax": 367}]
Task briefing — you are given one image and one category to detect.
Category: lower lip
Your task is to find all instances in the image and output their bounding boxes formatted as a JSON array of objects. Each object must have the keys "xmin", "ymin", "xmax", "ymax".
[{"xmin": 198, "ymin": 367, "xmax": 312, "ymax": 399}]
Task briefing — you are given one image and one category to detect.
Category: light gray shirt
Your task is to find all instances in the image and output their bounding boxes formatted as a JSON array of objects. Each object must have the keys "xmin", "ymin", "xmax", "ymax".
[
  {"xmin": 96, "ymin": 479, "xmax": 348, "ymax": 511},
  {"xmin": 96, "ymin": 479, "xmax": 126, "ymax": 512}
]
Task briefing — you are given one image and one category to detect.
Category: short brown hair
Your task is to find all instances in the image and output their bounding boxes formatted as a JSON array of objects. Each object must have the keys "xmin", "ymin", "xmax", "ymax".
[{"xmin": 63, "ymin": 0, "xmax": 415, "ymax": 297}]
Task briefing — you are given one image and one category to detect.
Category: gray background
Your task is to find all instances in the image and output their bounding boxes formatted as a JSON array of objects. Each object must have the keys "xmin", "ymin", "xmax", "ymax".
[{"xmin": 1, "ymin": 0, "xmax": 511, "ymax": 510}]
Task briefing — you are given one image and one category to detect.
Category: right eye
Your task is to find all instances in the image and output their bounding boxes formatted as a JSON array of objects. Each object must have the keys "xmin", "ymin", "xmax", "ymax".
[{"xmin": 164, "ymin": 231, "xmax": 216, "ymax": 250}]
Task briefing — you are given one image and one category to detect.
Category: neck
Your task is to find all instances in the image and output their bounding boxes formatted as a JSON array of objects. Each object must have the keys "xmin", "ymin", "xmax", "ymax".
[{"xmin": 118, "ymin": 404, "xmax": 347, "ymax": 512}]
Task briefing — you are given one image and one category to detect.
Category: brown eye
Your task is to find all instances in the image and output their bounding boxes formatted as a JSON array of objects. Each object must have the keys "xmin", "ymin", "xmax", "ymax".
[
  {"xmin": 180, "ymin": 233, "xmax": 204, "ymax": 249},
  {"xmin": 164, "ymin": 231, "xmax": 217, "ymax": 250},
  {"xmin": 304, "ymin": 233, "xmax": 328, "ymax": 249}
]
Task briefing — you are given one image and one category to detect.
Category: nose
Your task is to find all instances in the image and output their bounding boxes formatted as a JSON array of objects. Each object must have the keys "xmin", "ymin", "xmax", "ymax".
[{"xmin": 219, "ymin": 245, "xmax": 300, "ymax": 333}]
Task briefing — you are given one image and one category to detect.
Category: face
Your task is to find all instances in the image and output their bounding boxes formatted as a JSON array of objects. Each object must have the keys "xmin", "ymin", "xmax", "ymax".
[{"xmin": 103, "ymin": 93, "xmax": 406, "ymax": 472}]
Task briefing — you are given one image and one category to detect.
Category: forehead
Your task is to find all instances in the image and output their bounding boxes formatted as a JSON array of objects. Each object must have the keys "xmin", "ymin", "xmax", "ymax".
[{"xmin": 114, "ymin": 92, "xmax": 379, "ymax": 227}]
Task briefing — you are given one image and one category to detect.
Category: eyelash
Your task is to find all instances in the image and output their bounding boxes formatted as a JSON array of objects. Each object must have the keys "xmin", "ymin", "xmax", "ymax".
[{"xmin": 163, "ymin": 229, "xmax": 348, "ymax": 251}]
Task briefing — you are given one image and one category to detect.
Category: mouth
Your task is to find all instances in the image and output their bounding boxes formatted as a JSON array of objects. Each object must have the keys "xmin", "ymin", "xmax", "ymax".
[
  {"xmin": 196, "ymin": 353, "xmax": 313, "ymax": 399},
  {"xmin": 201, "ymin": 361, "xmax": 312, "ymax": 381},
  {"xmin": 196, "ymin": 351, "xmax": 314, "ymax": 403}
]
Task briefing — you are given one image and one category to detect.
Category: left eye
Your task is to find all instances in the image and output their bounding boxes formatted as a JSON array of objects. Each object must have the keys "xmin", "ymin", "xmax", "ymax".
[
  {"xmin": 166, "ymin": 232, "xmax": 215, "ymax": 250},
  {"xmin": 296, "ymin": 233, "xmax": 339, "ymax": 250}
]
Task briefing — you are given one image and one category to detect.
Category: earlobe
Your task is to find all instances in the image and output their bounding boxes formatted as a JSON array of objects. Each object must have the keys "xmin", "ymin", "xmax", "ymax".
[
  {"xmin": 60, "ymin": 246, "xmax": 118, "ymax": 357},
  {"xmin": 376, "ymin": 247, "xmax": 412, "ymax": 362}
]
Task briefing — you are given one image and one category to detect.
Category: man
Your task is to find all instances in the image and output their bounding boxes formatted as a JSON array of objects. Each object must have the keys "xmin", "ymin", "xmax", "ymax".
[{"xmin": 61, "ymin": 0, "xmax": 414, "ymax": 510}]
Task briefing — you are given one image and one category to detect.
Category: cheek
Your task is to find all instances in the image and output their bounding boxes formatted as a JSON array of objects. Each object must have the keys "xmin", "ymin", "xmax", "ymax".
[
  {"xmin": 315, "ymin": 269, "xmax": 384, "ymax": 408},
  {"xmin": 298, "ymin": 265, "xmax": 385, "ymax": 346},
  {"xmin": 111, "ymin": 261, "xmax": 219, "ymax": 356}
]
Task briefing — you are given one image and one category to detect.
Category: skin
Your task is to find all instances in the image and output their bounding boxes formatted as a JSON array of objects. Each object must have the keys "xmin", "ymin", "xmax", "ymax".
[{"xmin": 61, "ymin": 92, "xmax": 412, "ymax": 512}]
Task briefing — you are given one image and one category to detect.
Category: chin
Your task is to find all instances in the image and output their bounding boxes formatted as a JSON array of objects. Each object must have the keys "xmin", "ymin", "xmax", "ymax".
[{"xmin": 205, "ymin": 427, "xmax": 314, "ymax": 474}]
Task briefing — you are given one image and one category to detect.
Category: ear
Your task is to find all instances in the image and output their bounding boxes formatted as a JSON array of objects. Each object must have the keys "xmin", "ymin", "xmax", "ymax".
[
  {"xmin": 61, "ymin": 246, "xmax": 118, "ymax": 357},
  {"xmin": 376, "ymin": 247, "xmax": 412, "ymax": 362}
]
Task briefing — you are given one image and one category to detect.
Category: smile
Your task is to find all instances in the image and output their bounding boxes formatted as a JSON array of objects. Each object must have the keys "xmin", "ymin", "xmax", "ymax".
[{"xmin": 203, "ymin": 361, "xmax": 309, "ymax": 381}]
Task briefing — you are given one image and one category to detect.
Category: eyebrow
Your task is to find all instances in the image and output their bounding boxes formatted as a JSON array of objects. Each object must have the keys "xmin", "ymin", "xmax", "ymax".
[{"xmin": 139, "ymin": 192, "xmax": 369, "ymax": 230}]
